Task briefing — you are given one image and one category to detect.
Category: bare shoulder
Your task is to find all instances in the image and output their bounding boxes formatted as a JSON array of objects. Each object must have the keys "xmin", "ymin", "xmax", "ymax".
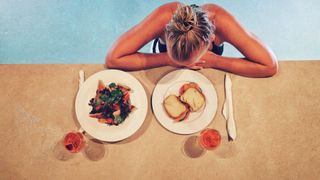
[
  {"xmin": 141, "ymin": 1, "xmax": 183, "ymax": 39},
  {"xmin": 201, "ymin": 4, "xmax": 222, "ymax": 19},
  {"xmin": 158, "ymin": 1, "xmax": 183, "ymax": 13},
  {"xmin": 159, "ymin": 1, "xmax": 184, "ymax": 12},
  {"xmin": 201, "ymin": 4, "xmax": 235, "ymax": 23},
  {"xmin": 144, "ymin": 1, "xmax": 183, "ymax": 30},
  {"xmin": 201, "ymin": 4, "xmax": 220, "ymax": 12},
  {"xmin": 106, "ymin": 1, "xmax": 184, "ymax": 61},
  {"xmin": 202, "ymin": 4, "xmax": 247, "ymax": 40}
]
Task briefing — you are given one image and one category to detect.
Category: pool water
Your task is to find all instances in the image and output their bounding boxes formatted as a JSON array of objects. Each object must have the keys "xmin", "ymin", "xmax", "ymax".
[{"xmin": 1, "ymin": 0, "xmax": 319, "ymax": 64}]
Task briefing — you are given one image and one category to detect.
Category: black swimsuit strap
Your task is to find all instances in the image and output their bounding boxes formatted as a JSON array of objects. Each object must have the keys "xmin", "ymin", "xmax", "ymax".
[
  {"xmin": 152, "ymin": 38, "xmax": 159, "ymax": 53},
  {"xmin": 190, "ymin": 4, "xmax": 199, "ymax": 9},
  {"xmin": 212, "ymin": 43, "xmax": 224, "ymax": 56}
]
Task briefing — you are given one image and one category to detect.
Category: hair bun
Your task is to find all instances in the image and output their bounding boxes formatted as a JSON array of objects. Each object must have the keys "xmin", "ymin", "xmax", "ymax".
[
  {"xmin": 173, "ymin": 5, "xmax": 197, "ymax": 33},
  {"xmin": 165, "ymin": 4, "xmax": 214, "ymax": 61}
]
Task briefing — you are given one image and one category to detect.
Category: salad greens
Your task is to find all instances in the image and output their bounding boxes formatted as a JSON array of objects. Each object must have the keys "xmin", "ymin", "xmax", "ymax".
[{"xmin": 88, "ymin": 81, "xmax": 135, "ymax": 126}]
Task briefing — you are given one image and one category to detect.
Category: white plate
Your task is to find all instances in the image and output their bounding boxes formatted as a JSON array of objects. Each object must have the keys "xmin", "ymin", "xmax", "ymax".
[
  {"xmin": 152, "ymin": 69, "xmax": 218, "ymax": 134},
  {"xmin": 75, "ymin": 70, "xmax": 148, "ymax": 142}
]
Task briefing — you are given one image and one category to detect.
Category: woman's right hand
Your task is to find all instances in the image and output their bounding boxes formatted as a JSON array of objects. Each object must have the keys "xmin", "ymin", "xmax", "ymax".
[
  {"xmin": 185, "ymin": 60, "xmax": 206, "ymax": 70},
  {"xmin": 186, "ymin": 51, "xmax": 217, "ymax": 70},
  {"xmin": 198, "ymin": 51, "xmax": 218, "ymax": 69}
]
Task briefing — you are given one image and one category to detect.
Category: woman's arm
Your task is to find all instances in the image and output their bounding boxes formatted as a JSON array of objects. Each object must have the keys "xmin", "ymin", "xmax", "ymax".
[
  {"xmin": 202, "ymin": 5, "xmax": 278, "ymax": 77},
  {"xmin": 105, "ymin": 2, "xmax": 181, "ymax": 70}
]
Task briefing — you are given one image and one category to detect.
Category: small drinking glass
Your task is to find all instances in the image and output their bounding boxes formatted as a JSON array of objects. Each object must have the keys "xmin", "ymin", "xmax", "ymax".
[
  {"xmin": 199, "ymin": 128, "xmax": 221, "ymax": 150},
  {"xmin": 64, "ymin": 131, "xmax": 86, "ymax": 153},
  {"xmin": 53, "ymin": 131, "xmax": 84, "ymax": 161},
  {"xmin": 53, "ymin": 129, "xmax": 105, "ymax": 161},
  {"xmin": 182, "ymin": 128, "xmax": 221, "ymax": 158}
]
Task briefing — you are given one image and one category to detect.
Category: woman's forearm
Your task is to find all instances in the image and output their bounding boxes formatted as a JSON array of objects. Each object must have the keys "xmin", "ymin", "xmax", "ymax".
[
  {"xmin": 210, "ymin": 55, "xmax": 278, "ymax": 78},
  {"xmin": 105, "ymin": 52, "xmax": 171, "ymax": 71}
]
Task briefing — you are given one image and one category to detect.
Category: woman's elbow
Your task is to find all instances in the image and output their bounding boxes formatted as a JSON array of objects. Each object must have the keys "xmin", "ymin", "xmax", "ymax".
[
  {"xmin": 105, "ymin": 53, "xmax": 118, "ymax": 69},
  {"xmin": 264, "ymin": 59, "xmax": 279, "ymax": 77}
]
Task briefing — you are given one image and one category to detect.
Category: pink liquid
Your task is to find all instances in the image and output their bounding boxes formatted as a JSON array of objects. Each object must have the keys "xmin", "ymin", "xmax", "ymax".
[
  {"xmin": 199, "ymin": 129, "xmax": 221, "ymax": 150},
  {"xmin": 64, "ymin": 132, "xmax": 85, "ymax": 153}
]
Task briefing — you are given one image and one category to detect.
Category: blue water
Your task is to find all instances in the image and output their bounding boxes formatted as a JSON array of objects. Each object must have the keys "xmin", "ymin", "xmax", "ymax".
[{"xmin": 1, "ymin": 0, "xmax": 320, "ymax": 64}]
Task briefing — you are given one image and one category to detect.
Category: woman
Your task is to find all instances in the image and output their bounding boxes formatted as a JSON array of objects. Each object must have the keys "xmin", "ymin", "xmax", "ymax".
[{"xmin": 105, "ymin": 2, "xmax": 278, "ymax": 78}]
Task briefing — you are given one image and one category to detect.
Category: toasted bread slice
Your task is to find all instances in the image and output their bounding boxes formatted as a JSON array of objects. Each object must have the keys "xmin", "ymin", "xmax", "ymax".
[
  {"xmin": 163, "ymin": 95, "xmax": 189, "ymax": 121},
  {"xmin": 180, "ymin": 87, "xmax": 205, "ymax": 112},
  {"xmin": 179, "ymin": 82, "xmax": 202, "ymax": 95}
]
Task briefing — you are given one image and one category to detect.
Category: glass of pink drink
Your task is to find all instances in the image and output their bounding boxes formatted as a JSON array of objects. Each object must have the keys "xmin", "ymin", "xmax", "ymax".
[
  {"xmin": 199, "ymin": 128, "xmax": 221, "ymax": 150},
  {"xmin": 63, "ymin": 131, "xmax": 86, "ymax": 153}
]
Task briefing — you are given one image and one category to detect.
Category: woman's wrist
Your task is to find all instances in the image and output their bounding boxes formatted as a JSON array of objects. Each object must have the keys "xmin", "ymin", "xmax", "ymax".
[
  {"xmin": 201, "ymin": 51, "xmax": 218, "ymax": 68},
  {"xmin": 208, "ymin": 54, "xmax": 218, "ymax": 68}
]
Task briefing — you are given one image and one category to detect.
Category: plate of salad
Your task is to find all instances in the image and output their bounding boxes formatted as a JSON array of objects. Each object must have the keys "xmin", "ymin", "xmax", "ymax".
[{"xmin": 75, "ymin": 70, "xmax": 148, "ymax": 142}]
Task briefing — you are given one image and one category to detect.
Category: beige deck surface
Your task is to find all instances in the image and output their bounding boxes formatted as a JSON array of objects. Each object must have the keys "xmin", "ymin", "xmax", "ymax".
[{"xmin": 0, "ymin": 62, "xmax": 319, "ymax": 179}]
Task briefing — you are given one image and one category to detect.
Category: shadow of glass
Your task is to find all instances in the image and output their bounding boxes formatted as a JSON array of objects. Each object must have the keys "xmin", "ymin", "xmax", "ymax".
[
  {"xmin": 181, "ymin": 136, "xmax": 206, "ymax": 158},
  {"xmin": 52, "ymin": 135, "xmax": 107, "ymax": 161},
  {"xmin": 83, "ymin": 139, "xmax": 106, "ymax": 161},
  {"xmin": 52, "ymin": 139, "xmax": 74, "ymax": 161}
]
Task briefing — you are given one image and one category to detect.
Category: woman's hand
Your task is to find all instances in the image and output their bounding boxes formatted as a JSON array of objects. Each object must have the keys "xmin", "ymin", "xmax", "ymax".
[
  {"xmin": 168, "ymin": 59, "xmax": 206, "ymax": 70},
  {"xmin": 187, "ymin": 51, "xmax": 218, "ymax": 70},
  {"xmin": 167, "ymin": 51, "xmax": 218, "ymax": 70}
]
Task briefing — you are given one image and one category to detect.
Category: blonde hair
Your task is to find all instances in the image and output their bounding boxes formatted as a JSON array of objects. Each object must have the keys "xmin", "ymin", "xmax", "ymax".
[{"xmin": 166, "ymin": 5, "xmax": 214, "ymax": 61}]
